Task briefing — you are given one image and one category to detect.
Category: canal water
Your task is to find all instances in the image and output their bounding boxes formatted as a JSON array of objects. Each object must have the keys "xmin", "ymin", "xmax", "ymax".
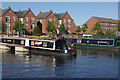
[{"xmin": 1, "ymin": 48, "xmax": 119, "ymax": 78}]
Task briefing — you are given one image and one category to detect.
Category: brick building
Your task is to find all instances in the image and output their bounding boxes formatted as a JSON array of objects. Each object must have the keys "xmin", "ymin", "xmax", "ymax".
[
  {"xmin": 86, "ymin": 16, "xmax": 118, "ymax": 34},
  {"xmin": 1, "ymin": 6, "xmax": 76, "ymax": 35},
  {"xmin": 37, "ymin": 10, "xmax": 58, "ymax": 34},
  {"xmin": 14, "ymin": 8, "xmax": 37, "ymax": 34},
  {"xmin": 55, "ymin": 11, "xmax": 76, "ymax": 34},
  {"xmin": 1, "ymin": 6, "xmax": 37, "ymax": 35},
  {"xmin": 2, "ymin": 6, "xmax": 18, "ymax": 34}
]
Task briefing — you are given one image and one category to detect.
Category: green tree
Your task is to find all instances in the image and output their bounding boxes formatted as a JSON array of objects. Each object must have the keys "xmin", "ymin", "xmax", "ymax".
[
  {"xmin": 116, "ymin": 21, "xmax": 120, "ymax": 31},
  {"xmin": 81, "ymin": 23, "xmax": 88, "ymax": 32},
  {"xmin": 46, "ymin": 21, "xmax": 56, "ymax": 33},
  {"xmin": 75, "ymin": 26, "xmax": 81, "ymax": 35},
  {"xmin": 0, "ymin": 21, "xmax": 6, "ymax": 33},
  {"xmin": 58, "ymin": 23, "xmax": 66, "ymax": 33},
  {"xmin": 96, "ymin": 31, "xmax": 104, "ymax": 36},
  {"xmin": 104, "ymin": 30, "xmax": 114, "ymax": 37},
  {"xmin": 32, "ymin": 26, "xmax": 41, "ymax": 36},
  {"xmin": 13, "ymin": 21, "xmax": 24, "ymax": 35},
  {"xmin": 93, "ymin": 22, "xmax": 102, "ymax": 32}
]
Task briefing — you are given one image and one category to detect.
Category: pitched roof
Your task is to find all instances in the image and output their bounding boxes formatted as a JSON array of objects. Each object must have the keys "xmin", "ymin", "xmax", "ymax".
[
  {"xmin": 14, "ymin": 10, "xmax": 29, "ymax": 18},
  {"xmin": 37, "ymin": 12, "xmax": 51, "ymax": 19},
  {"xmin": 93, "ymin": 16, "xmax": 118, "ymax": 23},
  {"xmin": 55, "ymin": 13, "xmax": 67, "ymax": 20},
  {"xmin": 2, "ymin": 8, "xmax": 10, "ymax": 16}
]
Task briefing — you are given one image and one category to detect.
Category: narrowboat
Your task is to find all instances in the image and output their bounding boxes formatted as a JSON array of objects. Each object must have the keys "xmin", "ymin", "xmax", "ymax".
[
  {"xmin": 0, "ymin": 37, "xmax": 77, "ymax": 56},
  {"xmin": 29, "ymin": 38, "xmax": 77, "ymax": 56},
  {"xmin": 64, "ymin": 37, "xmax": 120, "ymax": 50}
]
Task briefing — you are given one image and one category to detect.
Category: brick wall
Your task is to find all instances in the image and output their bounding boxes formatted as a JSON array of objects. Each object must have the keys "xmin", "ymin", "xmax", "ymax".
[{"xmin": 2, "ymin": 9, "xmax": 18, "ymax": 33}]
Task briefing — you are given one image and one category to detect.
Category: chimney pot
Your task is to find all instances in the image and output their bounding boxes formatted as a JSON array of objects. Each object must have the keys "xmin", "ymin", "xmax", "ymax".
[
  {"xmin": 55, "ymin": 12, "xmax": 56, "ymax": 14},
  {"xmin": 65, "ymin": 11, "xmax": 68, "ymax": 13},
  {"xmin": 28, "ymin": 8, "xmax": 31, "ymax": 11},
  {"xmin": 8, "ymin": 6, "xmax": 11, "ymax": 9},
  {"xmin": 19, "ymin": 10, "xmax": 21, "ymax": 12},
  {"xmin": 40, "ymin": 11, "xmax": 42, "ymax": 13},
  {"xmin": 50, "ymin": 10, "xmax": 52, "ymax": 12}
]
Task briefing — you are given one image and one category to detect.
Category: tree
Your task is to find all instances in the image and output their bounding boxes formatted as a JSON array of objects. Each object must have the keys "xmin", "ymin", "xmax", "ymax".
[
  {"xmin": 116, "ymin": 21, "xmax": 120, "ymax": 31},
  {"xmin": 104, "ymin": 30, "xmax": 114, "ymax": 37},
  {"xmin": 58, "ymin": 23, "xmax": 66, "ymax": 33},
  {"xmin": 0, "ymin": 21, "xmax": 6, "ymax": 33},
  {"xmin": 32, "ymin": 26, "xmax": 41, "ymax": 36},
  {"xmin": 81, "ymin": 23, "xmax": 88, "ymax": 32},
  {"xmin": 93, "ymin": 22, "xmax": 102, "ymax": 32},
  {"xmin": 96, "ymin": 31, "xmax": 104, "ymax": 36},
  {"xmin": 13, "ymin": 21, "xmax": 24, "ymax": 35},
  {"xmin": 46, "ymin": 21, "xmax": 56, "ymax": 33},
  {"xmin": 75, "ymin": 26, "xmax": 81, "ymax": 35}
]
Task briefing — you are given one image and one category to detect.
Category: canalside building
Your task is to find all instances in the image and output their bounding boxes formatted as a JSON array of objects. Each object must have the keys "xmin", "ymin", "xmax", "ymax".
[
  {"xmin": 55, "ymin": 11, "xmax": 76, "ymax": 34},
  {"xmin": 1, "ymin": 6, "xmax": 76, "ymax": 35},
  {"xmin": 86, "ymin": 16, "xmax": 118, "ymax": 34},
  {"xmin": 1, "ymin": 6, "xmax": 37, "ymax": 35},
  {"xmin": 14, "ymin": 8, "xmax": 37, "ymax": 34},
  {"xmin": 37, "ymin": 10, "xmax": 58, "ymax": 34}
]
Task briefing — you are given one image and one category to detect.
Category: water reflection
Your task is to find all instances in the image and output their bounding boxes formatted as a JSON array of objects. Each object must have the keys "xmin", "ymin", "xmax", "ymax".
[{"xmin": 1, "ymin": 48, "xmax": 119, "ymax": 78}]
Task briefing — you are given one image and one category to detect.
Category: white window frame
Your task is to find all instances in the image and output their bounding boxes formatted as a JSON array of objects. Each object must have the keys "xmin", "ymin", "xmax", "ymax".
[
  {"xmin": 6, "ymin": 16, "xmax": 10, "ymax": 22},
  {"xmin": 13, "ymin": 16, "xmax": 15, "ymax": 21},
  {"xmin": 26, "ymin": 24, "xmax": 28, "ymax": 28},
  {"xmin": 26, "ymin": 17, "xmax": 28, "ymax": 22}
]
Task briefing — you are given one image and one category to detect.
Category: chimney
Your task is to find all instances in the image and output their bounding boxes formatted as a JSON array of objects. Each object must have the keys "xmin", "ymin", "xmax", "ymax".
[
  {"xmin": 65, "ymin": 11, "xmax": 68, "ymax": 14},
  {"xmin": 8, "ymin": 6, "xmax": 11, "ymax": 9},
  {"xmin": 40, "ymin": 11, "xmax": 42, "ymax": 13},
  {"xmin": 19, "ymin": 10, "xmax": 21, "ymax": 12},
  {"xmin": 28, "ymin": 8, "xmax": 31, "ymax": 11},
  {"xmin": 55, "ymin": 12, "xmax": 56, "ymax": 14},
  {"xmin": 50, "ymin": 10, "xmax": 52, "ymax": 12}
]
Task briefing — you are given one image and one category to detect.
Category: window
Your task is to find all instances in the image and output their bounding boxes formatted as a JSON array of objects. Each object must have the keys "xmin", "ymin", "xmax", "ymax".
[
  {"xmin": 48, "ymin": 18, "xmax": 52, "ymax": 22},
  {"xmin": 54, "ymin": 19, "xmax": 56, "ymax": 21},
  {"xmin": 58, "ymin": 20, "xmax": 61, "ymax": 25},
  {"xmin": 13, "ymin": 16, "xmax": 15, "ymax": 21},
  {"xmin": 64, "ymin": 19, "xmax": 66, "ymax": 23},
  {"xmin": 67, "ymin": 19, "xmax": 71, "ymax": 25},
  {"xmin": 67, "ymin": 25, "xmax": 71, "ymax": 31},
  {"xmin": 31, "ymin": 17, "xmax": 34, "ymax": 23},
  {"xmin": 26, "ymin": 24, "xmax": 28, "ymax": 28},
  {"xmin": 26, "ymin": 17, "xmax": 28, "ymax": 21},
  {"xmin": 18, "ymin": 18, "xmax": 23, "ymax": 23},
  {"xmin": 31, "ymin": 24, "xmax": 34, "ymax": 29},
  {"xmin": 6, "ymin": 24, "xmax": 10, "ymax": 30},
  {"xmin": 40, "ymin": 19, "xmax": 42, "ymax": 23},
  {"xmin": 6, "ymin": 16, "xmax": 10, "ymax": 22}
]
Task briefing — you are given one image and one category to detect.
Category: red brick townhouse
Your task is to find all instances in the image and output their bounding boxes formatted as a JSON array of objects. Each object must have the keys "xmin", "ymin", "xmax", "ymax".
[
  {"xmin": 37, "ymin": 10, "xmax": 58, "ymax": 34},
  {"xmin": 1, "ymin": 6, "xmax": 37, "ymax": 35},
  {"xmin": 86, "ymin": 16, "xmax": 118, "ymax": 34},
  {"xmin": 14, "ymin": 8, "xmax": 37, "ymax": 34},
  {"xmin": 55, "ymin": 11, "xmax": 76, "ymax": 34},
  {"xmin": 2, "ymin": 6, "xmax": 18, "ymax": 34}
]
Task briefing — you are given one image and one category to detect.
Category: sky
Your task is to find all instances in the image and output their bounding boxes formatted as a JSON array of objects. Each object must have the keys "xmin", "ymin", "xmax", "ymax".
[{"xmin": 2, "ymin": 2, "xmax": 118, "ymax": 26}]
